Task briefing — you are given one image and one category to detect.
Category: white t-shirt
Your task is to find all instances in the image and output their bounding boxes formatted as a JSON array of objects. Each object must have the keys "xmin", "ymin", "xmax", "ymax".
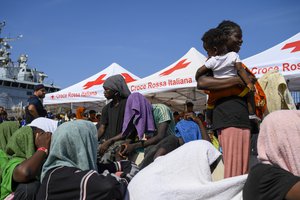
[{"xmin": 205, "ymin": 52, "xmax": 241, "ymax": 78}]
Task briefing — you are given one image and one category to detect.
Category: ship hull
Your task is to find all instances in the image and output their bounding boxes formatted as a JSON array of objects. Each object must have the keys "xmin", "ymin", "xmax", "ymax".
[{"xmin": 0, "ymin": 78, "xmax": 59, "ymax": 116}]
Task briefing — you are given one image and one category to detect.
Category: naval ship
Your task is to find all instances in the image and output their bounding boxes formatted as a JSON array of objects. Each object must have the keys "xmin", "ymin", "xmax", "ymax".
[{"xmin": 0, "ymin": 21, "xmax": 60, "ymax": 116}]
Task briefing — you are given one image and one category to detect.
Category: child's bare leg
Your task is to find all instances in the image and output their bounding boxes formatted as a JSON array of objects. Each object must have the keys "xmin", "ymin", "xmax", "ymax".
[
  {"xmin": 247, "ymin": 92, "xmax": 261, "ymax": 121},
  {"xmin": 247, "ymin": 91, "xmax": 255, "ymax": 115}
]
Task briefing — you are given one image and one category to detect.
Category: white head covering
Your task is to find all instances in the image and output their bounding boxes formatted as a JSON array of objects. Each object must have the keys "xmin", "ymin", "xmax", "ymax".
[{"xmin": 27, "ymin": 117, "xmax": 58, "ymax": 133}]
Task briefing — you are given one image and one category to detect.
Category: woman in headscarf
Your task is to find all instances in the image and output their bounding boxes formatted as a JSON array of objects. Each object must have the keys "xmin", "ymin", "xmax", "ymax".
[
  {"xmin": 243, "ymin": 110, "xmax": 300, "ymax": 200},
  {"xmin": 37, "ymin": 120, "xmax": 131, "ymax": 200},
  {"xmin": 98, "ymin": 74, "xmax": 131, "ymax": 163},
  {"xmin": 76, "ymin": 106, "xmax": 87, "ymax": 120},
  {"xmin": 196, "ymin": 20, "xmax": 253, "ymax": 178},
  {"xmin": 0, "ymin": 121, "xmax": 20, "ymax": 192},
  {"xmin": 0, "ymin": 121, "xmax": 20, "ymax": 151},
  {"xmin": 0, "ymin": 117, "xmax": 58, "ymax": 200}
]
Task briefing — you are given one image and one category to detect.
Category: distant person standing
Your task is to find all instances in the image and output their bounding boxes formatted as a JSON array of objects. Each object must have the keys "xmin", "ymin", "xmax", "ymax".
[
  {"xmin": 173, "ymin": 111, "xmax": 181, "ymax": 124},
  {"xmin": 0, "ymin": 106, "xmax": 8, "ymax": 123},
  {"xmin": 88, "ymin": 110, "xmax": 98, "ymax": 123},
  {"xmin": 196, "ymin": 20, "xmax": 251, "ymax": 178},
  {"xmin": 186, "ymin": 101, "xmax": 195, "ymax": 114},
  {"xmin": 25, "ymin": 84, "xmax": 47, "ymax": 124}
]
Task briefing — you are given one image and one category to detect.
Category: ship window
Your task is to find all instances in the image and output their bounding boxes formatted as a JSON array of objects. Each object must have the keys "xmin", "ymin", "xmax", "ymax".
[
  {"xmin": 20, "ymin": 83, "xmax": 27, "ymax": 88},
  {"xmin": 26, "ymin": 69, "xmax": 31, "ymax": 72},
  {"xmin": 0, "ymin": 80, "xmax": 3, "ymax": 85},
  {"xmin": 12, "ymin": 82, "xmax": 18, "ymax": 87},
  {"xmin": 28, "ymin": 85, "xmax": 34, "ymax": 89},
  {"xmin": 4, "ymin": 81, "xmax": 11, "ymax": 86}
]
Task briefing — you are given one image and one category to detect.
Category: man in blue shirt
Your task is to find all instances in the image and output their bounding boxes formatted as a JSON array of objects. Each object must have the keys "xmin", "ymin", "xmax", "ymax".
[{"xmin": 25, "ymin": 84, "xmax": 47, "ymax": 124}]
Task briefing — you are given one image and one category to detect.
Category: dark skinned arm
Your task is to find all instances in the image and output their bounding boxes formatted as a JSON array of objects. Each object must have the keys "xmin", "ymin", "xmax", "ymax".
[
  {"xmin": 184, "ymin": 112, "xmax": 211, "ymax": 142},
  {"xmin": 235, "ymin": 62, "xmax": 255, "ymax": 91},
  {"xmin": 13, "ymin": 150, "xmax": 47, "ymax": 182},
  {"xmin": 98, "ymin": 133, "xmax": 126, "ymax": 155},
  {"xmin": 13, "ymin": 132, "xmax": 51, "ymax": 182},
  {"xmin": 97, "ymin": 124, "xmax": 106, "ymax": 139},
  {"xmin": 195, "ymin": 65, "xmax": 210, "ymax": 81},
  {"xmin": 286, "ymin": 181, "xmax": 300, "ymax": 200},
  {"xmin": 141, "ymin": 121, "xmax": 169, "ymax": 148},
  {"xmin": 196, "ymin": 65, "xmax": 245, "ymax": 91},
  {"xmin": 197, "ymin": 76, "xmax": 244, "ymax": 91},
  {"xmin": 27, "ymin": 104, "xmax": 39, "ymax": 119},
  {"xmin": 121, "ymin": 122, "xmax": 169, "ymax": 155}
]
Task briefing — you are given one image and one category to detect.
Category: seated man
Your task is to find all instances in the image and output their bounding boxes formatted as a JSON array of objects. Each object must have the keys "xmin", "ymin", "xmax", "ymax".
[
  {"xmin": 152, "ymin": 112, "xmax": 211, "ymax": 160},
  {"xmin": 104, "ymin": 92, "xmax": 176, "ymax": 169},
  {"xmin": 0, "ymin": 118, "xmax": 58, "ymax": 200},
  {"xmin": 98, "ymin": 75, "xmax": 131, "ymax": 163}
]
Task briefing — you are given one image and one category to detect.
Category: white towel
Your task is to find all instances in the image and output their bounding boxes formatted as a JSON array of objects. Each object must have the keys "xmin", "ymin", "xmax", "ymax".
[{"xmin": 128, "ymin": 140, "xmax": 247, "ymax": 200}]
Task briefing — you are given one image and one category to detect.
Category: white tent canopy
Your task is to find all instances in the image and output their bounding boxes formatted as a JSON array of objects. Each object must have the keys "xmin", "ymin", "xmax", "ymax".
[
  {"xmin": 243, "ymin": 32, "xmax": 300, "ymax": 91},
  {"xmin": 128, "ymin": 47, "xmax": 207, "ymax": 112},
  {"xmin": 44, "ymin": 63, "xmax": 140, "ymax": 108},
  {"xmin": 43, "ymin": 32, "xmax": 300, "ymax": 113}
]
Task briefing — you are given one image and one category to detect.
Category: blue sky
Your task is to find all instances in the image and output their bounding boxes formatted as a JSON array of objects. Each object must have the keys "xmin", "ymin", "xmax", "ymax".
[{"xmin": 2, "ymin": 0, "xmax": 300, "ymax": 89}]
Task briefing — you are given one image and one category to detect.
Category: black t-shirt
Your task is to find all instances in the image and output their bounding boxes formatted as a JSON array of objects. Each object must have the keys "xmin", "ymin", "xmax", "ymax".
[
  {"xmin": 213, "ymin": 96, "xmax": 251, "ymax": 130},
  {"xmin": 243, "ymin": 163, "xmax": 300, "ymax": 200},
  {"xmin": 100, "ymin": 98, "xmax": 127, "ymax": 140},
  {"xmin": 25, "ymin": 95, "xmax": 47, "ymax": 123},
  {"xmin": 36, "ymin": 166, "xmax": 126, "ymax": 200}
]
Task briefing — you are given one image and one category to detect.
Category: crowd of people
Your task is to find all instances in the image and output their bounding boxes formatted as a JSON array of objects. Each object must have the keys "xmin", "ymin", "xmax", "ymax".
[{"xmin": 0, "ymin": 20, "xmax": 299, "ymax": 200}]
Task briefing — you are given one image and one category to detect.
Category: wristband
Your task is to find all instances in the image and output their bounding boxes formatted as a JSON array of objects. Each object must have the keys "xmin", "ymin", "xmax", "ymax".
[{"xmin": 37, "ymin": 147, "xmax": 48, "ymax": 155}]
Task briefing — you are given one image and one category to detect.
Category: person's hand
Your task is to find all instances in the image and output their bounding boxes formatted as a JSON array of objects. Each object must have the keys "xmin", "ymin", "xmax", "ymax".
[
  {"xmin": 120, "ymin": 142, "xmax": 136, "ymax": 156},
  {"xmin": 99, "ymin": 140, "xmax": 112, "ymax": 155},
  {"xmin": 35, "ymin": 132, "xmax": 51, "ymax": 149},
  {"xmin": 247, "ymin": 83, "xmax": 256, "ymax": 92},
  {"xmin": 249, "ymin": 75, "xmax": 257, "ymax": 84},
  {"xmin": 184, "ymin": 112, "xmax": 198, "ymax": 122}
]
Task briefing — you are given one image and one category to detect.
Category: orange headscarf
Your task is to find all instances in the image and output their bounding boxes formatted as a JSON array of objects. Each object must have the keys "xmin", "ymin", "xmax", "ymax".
[{"xmin": 76, "ymin": 107, "xmax": 86, "ymax": 119}]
